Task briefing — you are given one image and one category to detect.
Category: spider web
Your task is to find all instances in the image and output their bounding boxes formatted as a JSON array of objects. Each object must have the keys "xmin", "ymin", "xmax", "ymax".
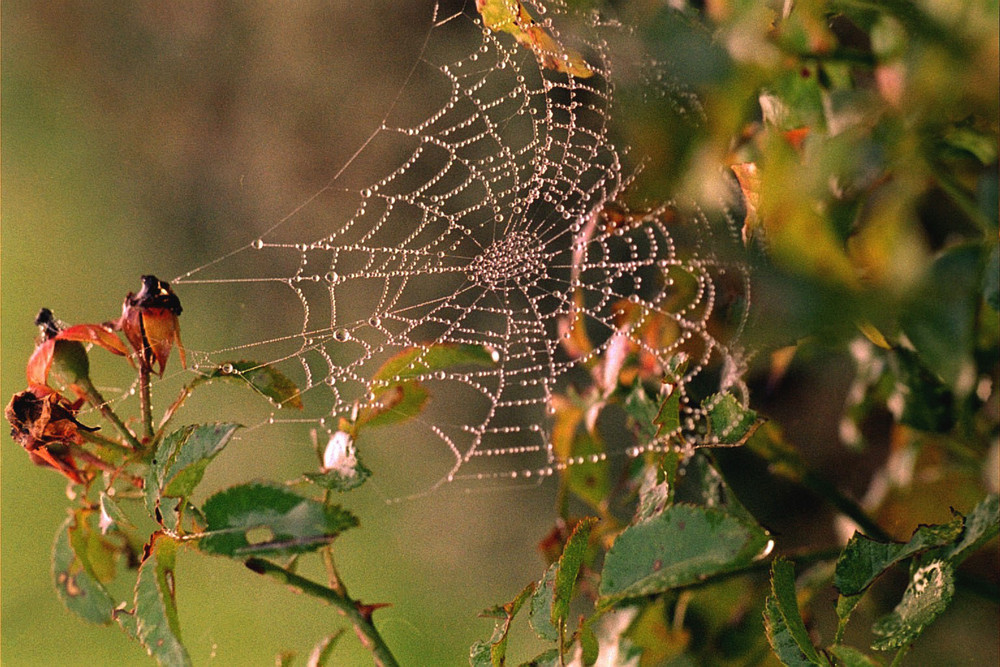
[{"xmin": 171, "ymin": 1, "xmax": 751, "ymax": 496}]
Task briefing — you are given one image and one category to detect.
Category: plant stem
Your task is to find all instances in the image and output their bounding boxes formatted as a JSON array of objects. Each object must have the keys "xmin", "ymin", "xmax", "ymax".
[
  {"xmin": 139, "ymin": 364, "xmax": 154, "ymax": 442},
  {"xmin": 245, "ymin": 558, "xmax": 400, "ymax": 667},
  {"xmin": 78, "ymin": 377, "xmax": 143, "ymax": 450}
]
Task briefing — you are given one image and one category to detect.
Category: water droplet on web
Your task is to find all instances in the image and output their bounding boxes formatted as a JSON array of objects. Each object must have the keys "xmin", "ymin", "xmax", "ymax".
[
  {"xmin": 221, "ymin": 363, "xmax": 235, "ymax": 374},
  {"xmin": 333, "ymin": 328, "xmax": 351, "ymax": 342},
  {"xmin": 252, "ymin": 238, "xmax": 264, "ymax": 250}
]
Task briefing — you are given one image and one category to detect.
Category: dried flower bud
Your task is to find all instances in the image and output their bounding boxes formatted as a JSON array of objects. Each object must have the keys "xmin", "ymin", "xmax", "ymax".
[
  {"xmin": 117, "ymin": 275, "xmax": 186, "ymax": 376},
  {"xmin": 5, "ymin": 386, "xmax": 95, "ymax": 483}
]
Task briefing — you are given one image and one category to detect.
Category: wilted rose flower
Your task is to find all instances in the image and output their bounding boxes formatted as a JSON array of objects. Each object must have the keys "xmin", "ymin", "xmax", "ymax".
[
  {"xmin": 116, "ymin": 275, "xmax": 186, "ymax": 376},
  {"xmin": 5, "ymin": 386, "xmax": 95, "ymax": 483}
]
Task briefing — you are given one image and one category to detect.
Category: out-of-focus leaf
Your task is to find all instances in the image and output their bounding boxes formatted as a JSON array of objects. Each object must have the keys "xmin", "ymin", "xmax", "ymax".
[
  {"xmin": 52, "ymin": 512, "xmax": 116, "ymax": 625},
  {"xmin": 983, "ymin": 244, "xmax": 999, "ymax": 312},
  {"xmin": 941, "ymin": 124, "xmax": 998, "ymax": 165},
  {"xmin": 763, "ymin": 559, "xmax": 825, "ymax": 666},
  {"xmin": 133, "ymin": 535, "xmax": 191, "ymax": 666},
  {"xmin": 550, "ymin": 394, "xmax": 610, "ymax": 512},
  {"xmin": 703, "ymin": 391, "xmax": 762, "ymax": 445},
  {"xmin": 828, "ymin": 644, "xmax": 881, "ymax": 667},
  {"xmin": 529, "ymin": 563, "xmax": 559, "ymax": 641},
  {"xmin": 599, "ymin": 504, "xmax": 773, "ymax": 602},
  {"xmin": 900, "ymin": 243, "xmax": 984, "ymax": 387},
  {"xmin": 871, "ymin": 559, "xmax": 955, "ymax": 651},
  {"xmin": 306, "ymin": 630, "xmax": 344, "ymax": 667},
  {"xmin": 198, "ymin": 483, "xmax": 358, "ymax": 558},
  {"xmin": 205, "ymin": 361, "xmax": 303, "ymax": 409},
  {"xmin": 477, "ymin": 0, "xmax": 593, "ymax": 78},
  {"xmin": 942, "ymin": 494, "xmax": 999, "ymax": 563},
  {"xmin": 471, "ymin": 582, "xmax": 535, "ymax": 667},
  {"xmin": 834, "ymin": 519, "xmax": 963, "ymax": 596},
  {"xmin": 891, "ymin": 348, "xmax": 955, "ymax": 432}
]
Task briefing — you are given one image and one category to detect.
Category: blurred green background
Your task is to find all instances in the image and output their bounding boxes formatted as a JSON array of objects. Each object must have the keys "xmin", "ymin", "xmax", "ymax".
[{"xmin": 3, "ymin": 0, "xmax": 998, "ymax": 665}]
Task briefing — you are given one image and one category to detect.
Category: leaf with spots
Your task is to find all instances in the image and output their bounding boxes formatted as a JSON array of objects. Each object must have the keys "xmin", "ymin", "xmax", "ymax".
[{"xmin": 52, "ymin": 511, "xmax": 117, "ymax": 625}]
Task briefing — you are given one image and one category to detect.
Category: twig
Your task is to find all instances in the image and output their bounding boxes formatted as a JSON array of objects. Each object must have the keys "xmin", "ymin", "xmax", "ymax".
[{"xmin": 245, "ymin": 558, "xmax": 400, "ymax": 667}]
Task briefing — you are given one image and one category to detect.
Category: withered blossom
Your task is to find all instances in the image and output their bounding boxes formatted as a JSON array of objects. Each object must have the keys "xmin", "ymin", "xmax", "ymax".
[
  {"xmin": 5, "ymin": 386, "xmax": 96, "ymax": 483},
  {"xmin": 116, "ymin": 275, "xmax": 186, "ymax": 376}
]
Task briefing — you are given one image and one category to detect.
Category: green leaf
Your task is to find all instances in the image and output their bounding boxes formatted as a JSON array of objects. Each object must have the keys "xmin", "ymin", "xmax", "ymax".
[
  {"xmin": 634, "ymin": 461, "xmax": 675, "ymax": 522},
  {"xmin": 828, "ymin": 645, "xmax": 881, "ymax": 667},
  {"xmin": 942, "ymin": 494, "xmax": 999, "ymax": 563},
  {"xmin": 371, "ymin": 343, "xmax": 496, "ymax": 384},
  {"xmin": 834, "ymin": 593, "xmax": 863, "ymax": 644},
  {"xmin": 529, "ymin": 563, "xmax": 559, "ymax": 641},
  {"xmin": 763, "ymin": 559, "xmax": 825, "ymax": 666},
  {"xmin": 871, "ymin": 559, "xmax": 955, "ymax": 651},
  {"xmin": 471, "ymin": 582, "xmax": 535, "ymax": 667},
  {"xmin": 598, "ymin": 504, "xmax": 773, "ymax": 602},
  {"xmin": 52, "ymin": 512, "xmax": 116, "ymax": 625},
  {"xmin": 275, "ymin": 651, "xmax": 296, "ymax": 667},
  {"xmin": 206, "ymin": 361, "xmax": 303, "ymax": 409},
  {"xmin": 834, "ymin": 519, "xmax": 963, "ymax": 596},
  {"xmin": 703, "ymin": 392, "xmax": 762, "ymax": 445},
  {"xmin": 552, "ymin": 517, "xmax": 597, "ymax": 627},
  {"xmin": 198, "ymin": 483, "xmax": 358, "ymax": 558},
  {"xmin": 306, "ymin": 630, "xmax": 345, "ymax": 667},
  {"xmin": 146, "ymin": 423, "xmax": 241, "ymax": 530},
  {"xmin": 133, "ymin": 535, "xmax": 191, "ymax": 666}
]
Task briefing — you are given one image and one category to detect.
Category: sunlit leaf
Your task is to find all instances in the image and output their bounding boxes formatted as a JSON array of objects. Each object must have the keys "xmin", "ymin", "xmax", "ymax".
[
  {"xmin": 871, "ymin": 559, "xmax": 955, "ymax": 651},
  {"xmin": 834, "ymin": 519, "xmax": 963, "ymax": 596},
  {"xmin": 99, "ymin": 491, "xmax": 133, "ymax": 535},
  {"xmin": 52, "ymin": 512, "xmax": 116, "ymax": 625},
  {"xmin": 355, "ymin": 382, "xmax": 429, "ymax": 430},
  {"xmin": 477, "ymin": 0, "xmax": 593, "ymax": 78},
  {"xmin": 206, "ymin": 361, "xmax": 303, "ymax": 409},
  {"xmin": 133, "ymin": 535, "xmax": 191, "ymax": 666},
  {"xmin": 763, "ymin": 558, "xmax": 825, "ymax": 666},
  {"xmin": 599, "ymin": 504, "xmax": 773, "ymax": 602},
  {"xmin": 198, "ymin": 483, "xmax": 358, "ymax": 558},
  {"xmin": 471, "ymin": 582, "xmax": 535, "ymax": 667}
]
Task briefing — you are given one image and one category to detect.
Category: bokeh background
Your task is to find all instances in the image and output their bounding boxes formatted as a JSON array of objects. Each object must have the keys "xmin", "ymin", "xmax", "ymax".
[{"xmin": 4, "ymin": 0, "xmax": 998, "ymax": 665}]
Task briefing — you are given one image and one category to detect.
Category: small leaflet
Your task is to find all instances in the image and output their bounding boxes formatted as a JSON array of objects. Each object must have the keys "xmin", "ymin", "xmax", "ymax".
[{"xmin": 477, "ymin": 0, "xmax": 594, "ymax": 78}]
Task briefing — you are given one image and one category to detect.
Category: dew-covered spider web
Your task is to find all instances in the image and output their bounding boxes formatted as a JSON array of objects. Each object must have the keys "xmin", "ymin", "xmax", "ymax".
[{"xmin": 170, "ymin": 0, "xmax": 752, "ymax": 497}]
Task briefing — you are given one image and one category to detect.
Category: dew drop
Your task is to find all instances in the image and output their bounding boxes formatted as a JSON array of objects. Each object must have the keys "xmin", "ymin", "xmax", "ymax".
[
  {"xmin": 333, "ymin": 328, "xmax": 351, "ymax": 342},
  {"xmin": 252, "ymin": 238, "xmax": 264, "ymax": 250}
]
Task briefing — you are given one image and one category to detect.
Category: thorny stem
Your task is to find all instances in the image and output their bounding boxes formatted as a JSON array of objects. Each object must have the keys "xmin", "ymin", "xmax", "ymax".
[{"xmin": 244, "ymin": 557, "xmax": 400, "ymax": 667}]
